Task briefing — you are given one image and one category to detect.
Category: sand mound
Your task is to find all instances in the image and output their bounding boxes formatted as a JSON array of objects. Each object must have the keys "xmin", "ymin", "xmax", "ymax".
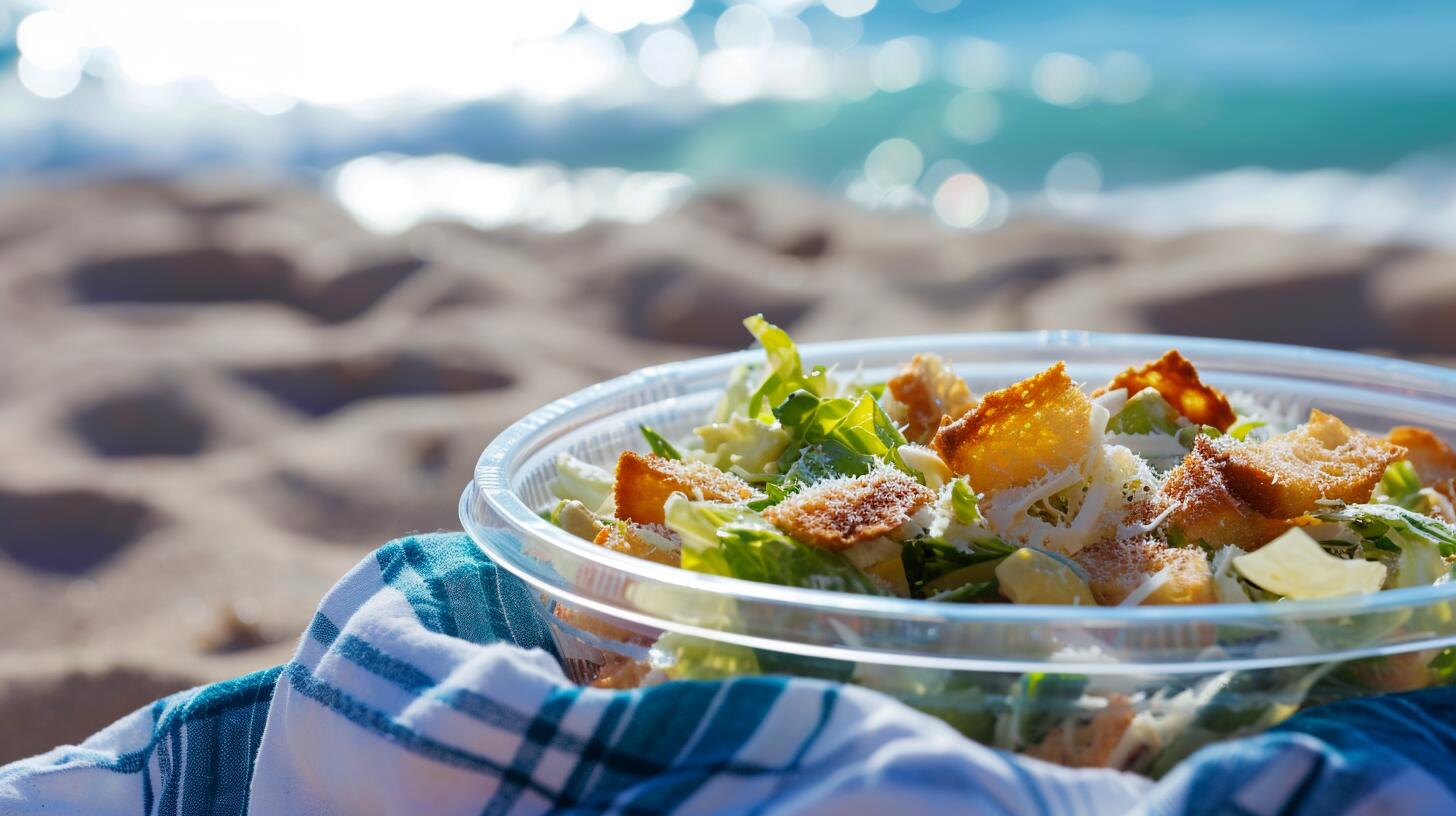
[{"xmin": 1, "ymin": 176, "xmax": 1453, "ymax": 762}]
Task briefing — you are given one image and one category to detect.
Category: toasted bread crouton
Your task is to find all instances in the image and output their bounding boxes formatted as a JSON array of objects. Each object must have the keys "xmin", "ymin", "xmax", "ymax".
[
  {"xmin": 554, "ymin": 604, "xmax": 651, "ymax": 648},
  {"xmin": 613, "ymin": 451, "xmax": 758, "ymax": 525},
  {"xmin": 593, "ymin": 521, "xmax": 681, "ymax": 566},
  {"xmin": 1073, "ymin": 535, "xmax": 1215, "ymax": 605},
  {"xmin": 1217, "ymin": 409, "xmax": 1405, "ymax": 519},
  {"xmin": 1350, "ymin": 651, "xmax": 1434, "ymax": 694},
  {"xmin": 887, "ymin": 353, "xmax": 976, "ymax": 444},
  {"xmin": 1160, "ymin": 436, "xmax": 1290, "ymax": 549},
  {"xmin": 591, "ymin": 658, "xmax": 653, "ymax": 690},
  {"xmin": 763, "ymin": 468, "xmax": 935, "ymax": 551},
  {"xmin": 1024, "ymin": 694, "xmax": 1135, "ymax": 768},
  {"xmin": 1388, "ymin": 426, "xmax": 1456, "ymax": 499},
  {"xmin": 1094, "ymin": 349, "xmax": 1236, "ymax": 431},
  {"xmin": 932, "ymin": 362, "xmax": 1095, "ymax": 494}
]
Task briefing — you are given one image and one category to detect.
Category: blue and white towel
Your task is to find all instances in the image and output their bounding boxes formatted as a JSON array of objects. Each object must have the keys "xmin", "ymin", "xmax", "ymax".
[{"xmin": 3, "ymin": 533, "xmax": 1455, "ymax": 815}]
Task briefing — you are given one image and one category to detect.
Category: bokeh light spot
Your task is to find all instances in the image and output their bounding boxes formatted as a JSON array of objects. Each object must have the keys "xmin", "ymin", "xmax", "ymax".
[
  {"xmin": 715, "ymin": 4, "xmax": 774, "ymax": 51},
  {"xmin": 639, "ymin": 29, "xmax": 698, "ymax": 88},
  {"xmin": 17, "ymin": 11, "xmax": 82, "ymax": 71},
  {"xmin": 581, "ymin": 0, "xmax": 641, "ymax": 33},
  {"xmin": 19, "ymin": 57, "xmax": 82, "ymax": 98},
  {"xmin": 697, "ymin": 48, "xmax": 763, "ymax": 105},
  {"xmin": 864, "ymin": 137, "xmax": 923, "ymax": 189},
  {"xmin": 933, "ymin": 173, "xmax": 990, "ymax": 228},
  {"xmin": 1032, "ymin": 53, "xmax": 1096, "ymax": 107},
  {"xmin": 823, "ymin": 0, "xmax": 877, "ymax": 19},
  {"xmin": 1045, "ymin": 153, "xmax": 1104, "ymax": 212},
  {"xmin": 870, "ymin": 37, "xmax": 928, "ymax": 93},
  {"xmin": 637, "ymin": 0, "xmax": 693, "ymax": 26},
  {"xmin": 943, "ymin": 37, "xmax": 1007, "ymax": 90},
  {"xmin": 944, "ymin": 91, "xmax": 1001, "ymax": 144},
  {"xmin": 1099, "ymin": 51, "xmax": 1152, "ymax": 104},
  {"xmin": 517, "ymin": 0, "xmax": 582, "ymax": 38}
]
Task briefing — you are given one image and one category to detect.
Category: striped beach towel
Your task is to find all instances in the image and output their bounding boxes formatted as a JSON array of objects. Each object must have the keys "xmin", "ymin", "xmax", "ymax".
[{"xmin": 3, "ymin": 532, "xmax": 1454, "ymax": 814}]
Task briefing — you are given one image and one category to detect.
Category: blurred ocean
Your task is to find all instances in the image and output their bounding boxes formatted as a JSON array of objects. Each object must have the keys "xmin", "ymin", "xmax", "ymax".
[{"xmin": 2, "ymin": 0, "xmax": 1456, "ymax": 241}]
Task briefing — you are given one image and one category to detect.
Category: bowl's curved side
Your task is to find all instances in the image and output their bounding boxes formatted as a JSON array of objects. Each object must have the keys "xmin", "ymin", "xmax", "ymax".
[
  {"xmin": 464, "ymin": 331, "xmax": 1456, "ymax": 674},
  {"xmin": 463, "ymin": 331, "xmax": 1456, "ymax": 771}
]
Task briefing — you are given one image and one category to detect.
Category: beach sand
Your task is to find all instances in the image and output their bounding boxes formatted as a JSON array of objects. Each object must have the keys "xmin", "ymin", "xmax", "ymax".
[{"xmin": 2, "ymin": 177, "xmax": 1453, "ymax": 762}]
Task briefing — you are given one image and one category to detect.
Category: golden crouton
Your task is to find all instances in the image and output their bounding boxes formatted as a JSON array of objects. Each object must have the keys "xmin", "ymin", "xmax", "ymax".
[
  {"xmin": 593, "ymin": 521, "xmax": 681, "ymax": 566},
  {"xmin": 931, "ymin": 362, "xmax": 1094, "ymax": 494},
  {"xmin": 887, "ymin": 353, "xmax": 976, "ymax": 444},
  {"xmin": 1073, "ymin": 535, "xmax": 1215, "ymax": 606},
  {"xmin": 1217, "ymin": 409, "xmax": 1404, "ymax": 519},
  {"xmin": 613, "ymin": 451, "xmax": 758, "ymax": 525},
  {"xmin": 554, "ymin": 604, "xmax": 651, "ymax": 648},
  {"xmin": 763, "ymin": 468, "xmax": 935, "ymax": 551},
  {"xmin": 1160, "ymin": 436, "xmax": 1291, "ymax": 550},
  {"xmin": 1024, "ymin": 694, "xmax": 1135, "ymax": 768},
  {"xmin": 1388, "ymin": 426, "xmax": 1456, "ymax": 499},
  {"xmin": 591, "ymin": 658, "xmax": 653, "ymax": 690},
  {"xmin": 1350, "ymin": 651, "xmax": 1434, "ymax": 694},
  {"xmin": 1094, "ymin": 349, "xmax": 1236, "ymax": 431}
]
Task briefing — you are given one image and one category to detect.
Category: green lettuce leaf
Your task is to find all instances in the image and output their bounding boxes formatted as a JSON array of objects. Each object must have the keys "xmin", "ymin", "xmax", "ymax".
[
  {"xmin": 950, "ymin": 477, "xmax": 982, "ymax": 526},
  {"xmin": 664, "ymin": 494, "xmax": 885, "ymax": 595},
  {"xmin": 1108, "ymin": 388, "xmax": 1184, "ymax": 435},
  {"xmin": 927, "ymin": 579, "xmax": 999, "ymax": 603},
  {"xmin": 709, "ymin": 363, "xmax": 754, "ymax": 424},
  {"xmin": 639, "ymin": 425, "xmax": 681, "ymax": 460},
  {"xmin": 656, "ymin": 633, "xmax": 761, "ymax": 680},
  {"xmin": 743, "ymin": 314, "xmax": 831, "ymax": 420},
  {"xmin": 901, "ymin": 534, "xmax": 1014, "ymax": 600},
  {"xmin": 784, "ymin": 441, "xmax": 879, "ymax": 484},
  {"xmin": 1315, "ymin": 502, "xmax": 1456, "ymax": 588},
  {"xmin": 551, "ymin": 452, "xmax": 614, "ymax": 512},
  {"xmin": 772, "ymin": 389, "xmax": 909, "ymax": 477},
  {"xmin": 1374, "ymin": 460, "xmax": 1425, "ymax": 511},
  {"xmin": 1227, "ymin": 419, "xmax": 1268, "ymax": 441},
  {"xmin": 692, "ymin": 415, "xmax": 790, "ymax": 477},
  {"xmin": 1014, "ymin": 673, "xmax": 1090, "ymax": 746}
]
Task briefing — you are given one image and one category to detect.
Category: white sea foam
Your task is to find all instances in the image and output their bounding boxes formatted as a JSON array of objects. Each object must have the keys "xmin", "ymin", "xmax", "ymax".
[{"xmin": 1024, "ymin": 158, "xmax": 1456, "ymax": 249}]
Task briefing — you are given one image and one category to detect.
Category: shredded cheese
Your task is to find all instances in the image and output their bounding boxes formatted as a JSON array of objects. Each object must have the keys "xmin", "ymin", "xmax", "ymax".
[{"xmin": 1118, "ymin": 566, "xmax": 1173, "ymax": 607}]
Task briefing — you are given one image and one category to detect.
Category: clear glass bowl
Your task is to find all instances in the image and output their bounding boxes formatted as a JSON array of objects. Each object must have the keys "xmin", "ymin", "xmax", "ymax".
[{"xmin": 462, "ymin": 331, "xmax": 1456, "ymax": 774}]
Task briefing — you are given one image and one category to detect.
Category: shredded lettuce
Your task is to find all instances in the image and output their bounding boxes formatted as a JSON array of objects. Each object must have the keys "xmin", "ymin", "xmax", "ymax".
[
  {"xmin": 663, "ymin": 496, "xmax": 741, "ymax": 553},
  {"xmin": 656, "ymin": 633, "xmax": 761, "ymax": 680},
  {"xmin": 1012, "ymin": 673, "xmax": 1090, "ymax": 746},
  {"xmin": 901, "ymin": 535, "xmax": 1014, "ymax": 600},
  {"xmin": 692, "ymin": 415, "xmax": 791, "ymax": 477},
  {"xmin": 950, "ymin": 478, "xmax": 982, "ymax": 526},
  {"xmin": 1316, "ymin": 502, "xmax": 1456, "ymax": 557},
  {"xmin": 743, "ymin": 314, "xmax": 832, "ymax": 420},
  {"xmin": 663, "ymin": 495, "xmax": 885, "ymax": 595},
  {"xmin": 925, "ymin": 477, "xmax": 1006, "ymax": 553},
  {"xmin": 709, "ymin": 363, "xmax": 754, "ymax": 424},
  {"xmin": 639, "ymin": 425, "xmax": 681, "ymax": 460},
  {"xmin": 927, "ymin": 579, "xmax": 1000, "ymax": 603},
  {"xmin": 551, "ymin": 452, "xmax": 614, "ymax": 512},
  {"xmin": 1375, "ymin": 460, "xmax": 1425, "ymax": 511},
  {"xmin": 1227, "ymin": 419, "xmax": 1268, "ymax": 441},
  {"xmin": 1107, "ymin": 388, "xmax": 1184, "ymax": 436},
  {"xmin": 784, "ymin": 441, "xmax": 879, "ymax": 485},
  {"xmin": 773, "ymin": 389, "xmax": 909, "ymax": 477},
  {"xmin": 1175, "ymin": 424, "xmax": 1222, "ymax": 448},
  {"xmin": 1432, "ymin": 648, "xmax": 1456, "ymax": 683},
  {"xmin": 1316, "ymin": 502, "xmax": 1456, "ymax": 589}
]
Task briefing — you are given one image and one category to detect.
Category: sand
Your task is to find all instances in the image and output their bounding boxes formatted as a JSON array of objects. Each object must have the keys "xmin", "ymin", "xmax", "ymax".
[{"xmin": 1, "ymin": 176, "xmax": 1453, "ymax": 763}]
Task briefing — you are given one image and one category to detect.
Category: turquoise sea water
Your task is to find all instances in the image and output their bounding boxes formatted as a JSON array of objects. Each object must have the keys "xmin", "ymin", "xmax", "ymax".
[{"xmin": 2, "ymin": 1, "xmax": 1456, "ymax": 239}]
